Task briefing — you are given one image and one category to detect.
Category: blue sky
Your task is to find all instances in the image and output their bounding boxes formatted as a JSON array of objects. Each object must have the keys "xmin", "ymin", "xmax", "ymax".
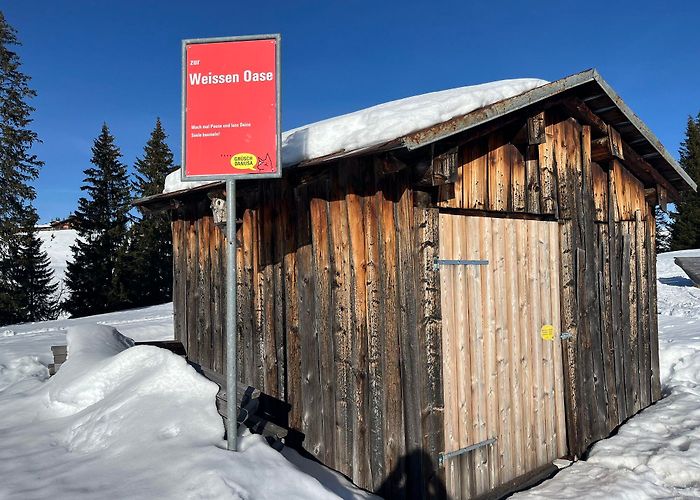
[{"xmin": 4, "ymin": 1, "xmax": 700, "ymax": 222}]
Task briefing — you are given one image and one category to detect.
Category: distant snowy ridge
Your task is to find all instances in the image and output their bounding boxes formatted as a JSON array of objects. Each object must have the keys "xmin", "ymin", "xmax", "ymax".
[
  {"xmin": 38, "ymin": 228, "xmax": 77, "ymax": 288},
  {"xmin": 164, "ymin": 78, "xmax": 548, "ymax": 194}
]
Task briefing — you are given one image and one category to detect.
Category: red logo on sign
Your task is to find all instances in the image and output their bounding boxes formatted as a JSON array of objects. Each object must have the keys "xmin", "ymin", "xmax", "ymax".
[{"xmin": 184, "ymin": 38, "xmax": 279, "ymax": 178}]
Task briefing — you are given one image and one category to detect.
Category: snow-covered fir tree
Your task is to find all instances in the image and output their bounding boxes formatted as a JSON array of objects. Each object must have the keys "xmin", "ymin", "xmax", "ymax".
[
  {"xmin": 9, "ymin": 211, "xmax": 59, "ymax": 322},
  {"xmin": 63, "ymin": 124, "xmax": 132, "ymax": 317}
]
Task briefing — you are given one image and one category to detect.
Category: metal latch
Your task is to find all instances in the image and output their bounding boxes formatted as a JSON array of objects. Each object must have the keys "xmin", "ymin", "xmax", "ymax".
[
  {"xmin": 433, "ymin": 257, "xmax": 489, "ymax": 270},
  {"xmin": 438, "ymin": 438, "xmax": 497, "ymax": 467}
]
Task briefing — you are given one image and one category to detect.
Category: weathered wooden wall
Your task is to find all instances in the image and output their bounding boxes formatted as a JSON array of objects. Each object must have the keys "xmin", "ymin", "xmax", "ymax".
[
  {"xmin": 172, "ymin": 160, "xmax": 445, "ymax": 498},
  {"xmin": 169, "ymin": 100, "xmax": 664, "ymax": 499},
  {"xmin": 438, "ymin": 109, "xmax": 660, "ymax": 460}
]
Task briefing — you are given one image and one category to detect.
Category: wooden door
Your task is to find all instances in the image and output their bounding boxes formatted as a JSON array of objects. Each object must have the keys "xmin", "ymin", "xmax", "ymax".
[{"xmin": 438, "ymin": 214, "xmax": 568, "ymax": 499}]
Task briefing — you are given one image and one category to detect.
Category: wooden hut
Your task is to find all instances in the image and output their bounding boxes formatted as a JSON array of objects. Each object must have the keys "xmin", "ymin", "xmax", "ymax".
[{"xmin": 136, "ymin": 69, "xmax": 696, "ymax": 499}]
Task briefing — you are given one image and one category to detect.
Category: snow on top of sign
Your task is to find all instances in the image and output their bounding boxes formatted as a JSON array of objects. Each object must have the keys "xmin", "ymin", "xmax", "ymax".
[{"xmin": 163, "ymin": 77, "xmax": 547, "ymax": 194}]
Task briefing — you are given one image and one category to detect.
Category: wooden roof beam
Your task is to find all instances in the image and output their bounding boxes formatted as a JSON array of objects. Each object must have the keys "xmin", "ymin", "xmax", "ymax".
[{"xmin": 592, "ymin": 135, "xmax": 680, "ymax": 201}]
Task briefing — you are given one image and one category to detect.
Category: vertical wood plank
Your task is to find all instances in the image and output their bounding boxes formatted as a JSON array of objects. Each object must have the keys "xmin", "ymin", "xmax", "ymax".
[
  {"xmin": 479, "ymin": 216, "xmax": 498, "ymax": 489},
  {"xmin": 511, "ymin": 145, "xmax": 526, "ymax": 212},
  {"xmin": 259, "ymin": 194, "xmax": 278, "ymax": 395},
  {"xmin": 311, "ymin": 189, "xmax": 337, "ymax": 468},
  {"xmin": 172, "ymin": 217, "xmax": 186, "ymax": 350},
  {"xmin": 268, "ymin": 188, "xmax": 286, "ymax": 400},
  {"xmin": 345, "ymin": 172, "xmax": 371, "ymax": 487},
  {"xmin": 627, "ymin": 219, "xmax": 641, "ymax": 414},
  {"xmin": 439, "ymin": 214, "xmax": 461, "ymax": 499},
  {"xmin": 197, "ymin": 215, "xmax": 213, "ymax": 370},
  {"xmin": 647, "ymin": 207, "xmax": 661, "ymax": 401},
  {"xmin": 491, "ymin": 217, "xmax": 513, "ymax": 483},
  {"xmin": 598, "ymin": 223, "xmax": 619, "ymax": 427},
  {"xmin": 537, "ymin": 220, "xmax": 556, "ymax": 462},
  {"xmin": 515, "ymin": 220, "xmax": 535, "ymax": 472},
  {"xmin": 548, "ymin": 222, "xmax": 568, "ymax": 458},
  {"xmin": 281, "ymin": 185, "xmax": 302, "ymax": 432},
  {"xmin": 527, "ymin": 220, "xmax": 546, "ymax": 466},
  {"xmin": 328, "ymin": 174, "xmax": 352, "ymax": 475},
  {"xmin": 465, "ymin": 216, "xmax": 488, "ymax": 494},
  {"xmin": 464, "ymin": 139, "xmax": 488, "ymax": 210},
  {"xmin": 185, "ymin": 212, "xmax": 199, "ymax": 364},
  {"xmin": 364, "ymin": 187, "xmax": 386, "ymax": 490},
  {"xmin": 239, "ymin": 208, "xmax": 255, "ymax": 386},
  {"xmin": 608, "ymin": 170, "xmax": 627, "ymax": 421},
  {"xmin": 251, "ymin": 207, "xmax": 265, "ymax": 389},
  {"xmin": 295, "ymin": 184, "xmax": 324, "ymax": 461},
  {"xmin": 488, "ymin": 134, "xmax": 510, "ymax": 212},
  {"xmin": 538, "ymin": 121, "xmax": 557, "ymax": 215},
  {"xmin": 210, "ymin": 218, "xmax": 224, "ymax": 376},
  {"xmin": 636, "ymin": 210, "xmax": 651, "ymax": 408},
  {"xmin": 394, "ymin": 176, "xmax": 425, "ymax": 495},
  {"xmin": 559, "ymin": 219, "xmax": 580, "ymax": 456},
  {"xmin": 504, "ymin": 218, "xmax": 524, "ymax": 477},
  {"xmin": 620, "ymin": 228, "xmax": 634, "ymax": 419},
  {"xmin": 415, "ymin": 206, "xmax": 445, "ymax": 497},
  {"xmin": 525, "ymin": 145, "xmax": 542, "ymax": 214},
  {"xmin": 378, "ymin": 182, "xmax": 406, "ymax": 492},
  {"xmin": 591, "ymin": 162, "xmax": 609, "ymax": 222}
]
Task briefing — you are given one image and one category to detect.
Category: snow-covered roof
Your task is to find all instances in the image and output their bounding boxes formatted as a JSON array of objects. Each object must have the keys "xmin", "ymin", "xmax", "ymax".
[
  {"xmin": 163, "ymin": 78, "xmax": 546, "ymax": 194},
  {"xmin": 158, "ymin": 69, "xmax": 696, "ymax": 197}
]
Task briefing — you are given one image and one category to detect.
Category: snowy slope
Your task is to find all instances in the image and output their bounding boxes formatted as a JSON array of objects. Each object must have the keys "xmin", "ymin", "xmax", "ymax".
[
  {"xmin": 514, "ymin": 249, "xmax": 700, "ymax": 499},
  {"xmin": 164, "ymin": 78, "xmax": 547, "ymax": 194},
  {"xmin": 37, "ymin": 228, "xmax": 77, "ymax": 299},
  {"xmin": 0, "ymin": 304, "xmax": 373, "ymax": 499}
]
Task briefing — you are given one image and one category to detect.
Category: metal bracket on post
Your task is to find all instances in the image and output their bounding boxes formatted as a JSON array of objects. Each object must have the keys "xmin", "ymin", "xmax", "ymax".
[
  {"xmin": 438, "ymin": 438, "xmax": 497, "ymax": 467},
  {"xmin": 433, "ymin": 257, "xmax": 489, "ymax": 270},
  {"xmin": 226, "ymin": 179, "xmax": 238, "ymax": 452}
]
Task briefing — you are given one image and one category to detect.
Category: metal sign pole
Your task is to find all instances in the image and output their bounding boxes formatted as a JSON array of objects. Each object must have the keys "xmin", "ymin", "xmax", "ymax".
[{"xmin": 225, "ymin": 179, "xmax": 238, "ymax": 451}]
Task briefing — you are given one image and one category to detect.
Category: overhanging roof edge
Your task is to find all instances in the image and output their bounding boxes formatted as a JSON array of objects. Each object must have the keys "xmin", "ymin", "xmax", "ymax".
[
  {"xmin": 591, "ymin": 71, "xmax": 697, "ymax": 191},
  {"xmin": 401, "ymin": 68, "xmax": 696, "ymax": 193}
]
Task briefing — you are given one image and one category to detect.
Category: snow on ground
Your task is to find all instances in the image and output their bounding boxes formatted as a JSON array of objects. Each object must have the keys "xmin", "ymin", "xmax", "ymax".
[
  {"xmin": 37, "ymin": 229, "xmax": 77, "ymax": 286},
  {"xmin": 164, "ymin": 78, "xmax": 547, "ymax": 194},
  {"xmin": 515, "ymin": 249, "xmax": 700, "ymax": 499},
  {"xmin": 3, "ymin": 245, "xmax": 700, "ymax": 498},
  {"xmin": 0, "ymin": 305, "xmax": 373, "ymax": 499}
]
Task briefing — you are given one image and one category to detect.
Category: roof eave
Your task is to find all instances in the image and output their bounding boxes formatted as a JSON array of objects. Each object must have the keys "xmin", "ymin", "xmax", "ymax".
[{"xmin": 400, "ymin": 68, "xmax": 696, "ymax": 193}]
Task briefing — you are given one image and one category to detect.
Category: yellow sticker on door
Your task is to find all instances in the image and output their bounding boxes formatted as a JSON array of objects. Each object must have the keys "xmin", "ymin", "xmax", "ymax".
[{"xmin": 540, "ymin": 324, "xmax": 555, "ymax": 341}]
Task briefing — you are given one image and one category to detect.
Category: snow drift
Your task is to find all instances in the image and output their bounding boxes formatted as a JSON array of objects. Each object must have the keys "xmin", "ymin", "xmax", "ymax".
[{"xmin": 0, "ymin": 324, "xmax": 372, "ymax": 499}]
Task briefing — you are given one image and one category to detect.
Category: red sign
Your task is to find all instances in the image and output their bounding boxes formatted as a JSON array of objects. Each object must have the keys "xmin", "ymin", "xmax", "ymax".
[{"xmin": 183, "ymin": 36, "xmax": 280, "ymax": 179}]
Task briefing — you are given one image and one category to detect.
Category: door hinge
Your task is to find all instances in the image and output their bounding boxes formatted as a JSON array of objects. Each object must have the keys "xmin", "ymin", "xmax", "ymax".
[
  {"xmin": 438, "ymin": 438, "xmax": 497, "ymax": 467},
  {"xmin": 434, "ymin": 257, "xmax": 489, "ymax": 270}
]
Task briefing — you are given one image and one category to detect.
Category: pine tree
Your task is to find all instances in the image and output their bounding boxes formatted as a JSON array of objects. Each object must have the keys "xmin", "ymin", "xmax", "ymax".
[
  {"xmin": 670, "ymin": 114, "xmax": 700, "ymax": 251},
  {"xmin": 63, "ymin": 124, "xmax": 132, "ymax": 317},
  {"xmin": 10, "ymin": 211, "xmax": 59, "ymax": 321},
  {"xmin": 0, "ymin": 12, "xmax": 44, "ymax": 324},
  {"xmin": 655, "ymin": 207, "xmax": 672, "ymax": 253},
  {"xmin": 116, "ymin": 118, "xmax": 174, "ymax": 308}
]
